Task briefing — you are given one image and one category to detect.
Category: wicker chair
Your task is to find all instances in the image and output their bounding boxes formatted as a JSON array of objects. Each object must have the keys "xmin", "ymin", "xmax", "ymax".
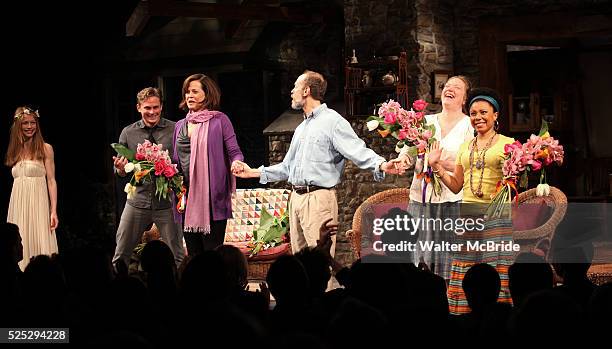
[
  {"xmin": 345, "ymin": 188, "xmax": 410, "ymax": 260},
  {"xmin": 513, "ymin": 186, "xmax": 567, "ymax": 254}
]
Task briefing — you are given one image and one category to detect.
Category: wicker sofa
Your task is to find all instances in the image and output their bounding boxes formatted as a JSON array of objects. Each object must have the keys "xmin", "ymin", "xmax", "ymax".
[
  {"xmin": 345, "ymin": 186, "xmax": 568, "ymax": 261},
  {"xmin": 512, "ymin": 186, "xmax": 567, "ymax": 254}
]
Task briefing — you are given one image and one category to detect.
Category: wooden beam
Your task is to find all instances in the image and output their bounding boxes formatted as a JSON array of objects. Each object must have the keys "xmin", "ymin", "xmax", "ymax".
[
  {"xmin": 126, "ymin": 1, "xmax": 151, "ymax": 37},
  {"xmin": 225, "ymin": 20, "xmax": 250, "ymax": 40},
  {"xmin": 148, "ymin": 1, "xmax": 320, "ymax": 23},
  {"xmin": 479, "ymin": 20, "xmax": 510, "ymax": 133},
  {"xmin": 491, "ymin": 13, "xmax": 612, "ymax": 43},
  {"xmin": 225, "ymin": 0, "xmax": 279, "ymax": 39}
]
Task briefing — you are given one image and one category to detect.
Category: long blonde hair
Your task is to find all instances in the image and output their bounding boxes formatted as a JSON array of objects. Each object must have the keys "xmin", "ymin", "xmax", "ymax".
[{"xmin": 5, "ymin": 106, "xmax": 46, "ymax": 167}]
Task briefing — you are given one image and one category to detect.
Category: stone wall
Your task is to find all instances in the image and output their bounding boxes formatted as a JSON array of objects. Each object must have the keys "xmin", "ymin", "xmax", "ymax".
[
  {"xmin": 414, "ymin": 0, "xmax": 454, "ymax": 104},
  {"xmin": 345, "ymin": 0, "xmax": 421, "ymax": 102},
  {"xmin": 267, "ymin": 134, "xmax": 294, "ymax": 192}
]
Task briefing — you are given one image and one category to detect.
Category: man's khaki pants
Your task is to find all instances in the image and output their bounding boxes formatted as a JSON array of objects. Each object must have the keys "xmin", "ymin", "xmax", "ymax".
[{"xmin": 289, "ymin": 189, "xmax": 338, "ymax": 256}]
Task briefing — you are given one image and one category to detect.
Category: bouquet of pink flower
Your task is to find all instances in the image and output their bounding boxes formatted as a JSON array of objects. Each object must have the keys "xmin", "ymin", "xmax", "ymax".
[
  {"xmin": 111, "ymin": 140, "xmax": 184, "ymax": 201},
  {"xmin": 366, "ymin": 99, "xmax": 442, "ymax": 199},
  {"xmin": 488, "ymin": 120, "xmax": 564, "ymax": 218},
  {"xmin": 366, "ymin": 99, "xmax": 433, "ymax": 153}
]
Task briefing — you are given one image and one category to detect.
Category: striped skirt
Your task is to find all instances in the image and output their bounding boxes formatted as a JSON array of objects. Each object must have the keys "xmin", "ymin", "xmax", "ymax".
[
  {"xmin": 408, "ymin": 200, "xmax": 461, "ymax": 281},
  {"xmin": 447, "ymin": 217, "xmax": 514, "ymax": 315}
]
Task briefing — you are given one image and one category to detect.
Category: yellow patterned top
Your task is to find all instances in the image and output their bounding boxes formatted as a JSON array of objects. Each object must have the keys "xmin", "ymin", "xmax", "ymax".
[{"xmin": 455, "ymin": 134, "xmax": 515, "ymax": 204}]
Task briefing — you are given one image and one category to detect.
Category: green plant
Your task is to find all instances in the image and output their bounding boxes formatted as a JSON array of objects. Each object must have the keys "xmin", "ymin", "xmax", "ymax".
[{"xmin": 247, "ymin": 207, "xmax": 289, "ymax": 257}]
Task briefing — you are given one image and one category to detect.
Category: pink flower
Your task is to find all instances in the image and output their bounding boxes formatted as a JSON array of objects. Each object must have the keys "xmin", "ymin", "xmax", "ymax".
[
  {"xmin": 422, "ymin": 130, "xmax": 433, "ymax": 140},
  {"xmin": 415, "ymin": 112, "xmax": 425, "ymax": 122},
  {"xmin": 136, "ymin": 153, "xmax": 145, "ymax": 161},
  {"xmin": 154, "ymin": 160, "xmax": 166, "ymax": 176},
  {"xmin": 406, "ymin": 127, "xmax": 420, "ymax": 141},
  {"xmin": 415, "ymin": 140, "xmax": 428, "ymax": 151},
  {"xmin": 530, "ymin": 160, "xmax": 542, "ymax": 171},
  {"xmin": 412, "ymin": 99, "xmax": 428, "ymax": 111},
  {"xmin": 504, "ymin": 140, "xmax": 522, "ymax": 154},
  {"xmin": 398, "ymin": 129, "xmax": 408, "ymax": 140},
  {"xmin": 406, "ymin": 110, "xmax": 417, "ymax": 125},
  {"xmin": 528, "ymin": 134, "xmax": 543, "ymax": 147},
  {"xmin": 383, "ymin": 112, "xmax": 396, "ymax": 124},
  {"xmin": 544, "ymin": 157, "xmax": 553, "ymax": 166},
  {"xmin": 378, "ymin": 100, "xmax": 402, "ymax": 119},
  {"xmin": 397, "ymin": 109, "xmax": 410, "ymax": 129},
  {"xmin": 163, "ymin": 164, "xmax": 177, "ymax": 178}
]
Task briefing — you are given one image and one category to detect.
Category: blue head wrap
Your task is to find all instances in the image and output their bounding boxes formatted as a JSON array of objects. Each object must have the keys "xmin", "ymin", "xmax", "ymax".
[{"xmin": 469, "ymin": 95, "xmax": 500, "ymax": 112}]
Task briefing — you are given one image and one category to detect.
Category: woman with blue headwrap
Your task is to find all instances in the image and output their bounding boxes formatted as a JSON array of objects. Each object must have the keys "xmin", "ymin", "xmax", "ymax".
[{"xmin": 428, "ymin": 87, "xmax": 515, "ymax": 314}]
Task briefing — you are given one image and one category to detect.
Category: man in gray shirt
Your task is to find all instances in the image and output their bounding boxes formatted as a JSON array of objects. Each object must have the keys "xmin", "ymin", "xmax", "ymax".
[
  {"xmin": 112, "ymin": 87, "xmax": 184, "ymax": 269},
  {"xmin": 234, "ymin": 71, "xmax": 399, "ymax": 256}
]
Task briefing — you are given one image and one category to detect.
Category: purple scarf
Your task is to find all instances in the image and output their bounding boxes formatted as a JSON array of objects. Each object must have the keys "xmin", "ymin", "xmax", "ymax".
[{"xmin": 184, "ymin": 109, "xmax": 220, "ymax": 233}]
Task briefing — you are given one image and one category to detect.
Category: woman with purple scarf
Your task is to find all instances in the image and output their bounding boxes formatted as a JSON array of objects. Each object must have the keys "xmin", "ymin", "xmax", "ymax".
[{"xmin": 173, "ymin": 74, "xmax": 244, "ymax": 256}]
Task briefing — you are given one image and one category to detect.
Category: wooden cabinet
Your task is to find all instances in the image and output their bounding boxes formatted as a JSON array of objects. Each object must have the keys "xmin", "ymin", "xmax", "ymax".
[{"xmin": 344, "ymin": 52, "xmax": 409, "ymax": 119}]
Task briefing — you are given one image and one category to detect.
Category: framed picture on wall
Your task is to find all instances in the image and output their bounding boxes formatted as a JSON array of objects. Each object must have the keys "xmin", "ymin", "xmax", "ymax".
[
  {"xmin": 432, "ymin": 70, "xmax": 451, "ymax": 102},
  {"xmin": 509, "ymin": 93, "xmax": 538, "ymax": 132}
]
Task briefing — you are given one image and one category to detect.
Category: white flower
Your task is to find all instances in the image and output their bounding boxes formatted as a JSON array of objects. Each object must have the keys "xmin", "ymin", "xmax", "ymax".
[
  {"xmin": 135, "ymin": 163, "xmax": 141, "ymax": 172},
  {"xmin": 366, "ymin": 120, "xmax": 380, "ymax": 131},
  {"xmin": 536, "ymin": 183, "xmax": 550, "ymax": 197},
  {"xmin": 124, "ymin": 183, "xmax": 136, "ymax": 199},
  {"xmin": 124, "ymin": 162, "xmax": 135, "ymax": 173}
]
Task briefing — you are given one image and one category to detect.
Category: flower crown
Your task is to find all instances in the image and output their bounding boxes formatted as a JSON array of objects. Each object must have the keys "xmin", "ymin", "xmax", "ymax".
[{"xmin": 14, "ymin": 107, "xmax": 40, "ymax": 120}]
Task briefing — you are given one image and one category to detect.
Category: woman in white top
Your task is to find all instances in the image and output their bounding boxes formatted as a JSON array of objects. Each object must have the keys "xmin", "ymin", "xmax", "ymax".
[{"xmin": 396, "ymin": 76, "xmax": 474, "ymax": 280}]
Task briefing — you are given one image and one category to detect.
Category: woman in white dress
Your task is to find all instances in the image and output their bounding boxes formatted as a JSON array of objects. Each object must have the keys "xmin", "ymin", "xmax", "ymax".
[
  {"xmin": 5, "ymin": 106, "xmax": 58, "ymax": 271},
  {"xmin": 396, "ymin": 76, "xmax": 474, "ymax": 280}
]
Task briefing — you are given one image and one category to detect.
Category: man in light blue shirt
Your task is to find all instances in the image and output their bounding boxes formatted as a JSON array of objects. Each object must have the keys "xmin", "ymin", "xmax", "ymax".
[{"xmin": 235, "ymin": 70, "xmax": 398, "ymax": 255}]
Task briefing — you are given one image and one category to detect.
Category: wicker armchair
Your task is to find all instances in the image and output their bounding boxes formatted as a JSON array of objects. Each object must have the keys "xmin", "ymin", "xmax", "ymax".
[
  {"xmin": 345, "ymin": 188, "xmax": 410, "ymax": 260},
  {"xmin": 513, "ymin": 186, "xmax": 567, "ymax": 254}
]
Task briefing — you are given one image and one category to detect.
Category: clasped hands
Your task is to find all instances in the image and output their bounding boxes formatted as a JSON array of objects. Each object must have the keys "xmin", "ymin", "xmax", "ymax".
[
  {"xmin": 231, "ymin": 160, "xmax": 259, "ymax": 178},
  {"xmin": 385, "ymin": 141, "xmax": 448, "ymax": 175},
  {"xmin": 381, "ymin": 155, "xmax": 412, "ymax": 175}
]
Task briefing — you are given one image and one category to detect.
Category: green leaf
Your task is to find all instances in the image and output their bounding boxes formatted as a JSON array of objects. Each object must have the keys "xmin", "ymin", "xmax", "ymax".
[
  {"xmin": 389, "ymin": 124, "xmax": 401, "ymax": 132},
  {"xmin": 250, "ymin": 242, "xmax": 264, "ymax": 257},
  {"xmin": 538, "ymin": 119, "xmax": 549, "ymax": 137},
  {"xmin": 432, "ymin": 176, "xmax": 442, "ymax": 197},
  {"xmin": 259, "ymin": 224, "xmax": 287, "ymax": 246},
  {"xmin": 424, "ymin": 124, "xmax": 436, "ymax": 133},
  {"xmin": 111, "ymin": 143, "xmax": 136, "ymax": 161},
  {"xmin": 256, "ymin": 206, "xmax": 276, "ymax": 233},
  {"xmin": 406, "ymin": 146, "xmax": 418, "ymax": 157},
  {"xmin": 249, "ymin": 207, "xmax": 289, "ymax": 256},
  {"xmin": 519, "ymin": 171, "xmax": 529, "ymax": 188},
  {"xmin": 155, "ymin": 176, "xmax": 164, "ymax": 200}
]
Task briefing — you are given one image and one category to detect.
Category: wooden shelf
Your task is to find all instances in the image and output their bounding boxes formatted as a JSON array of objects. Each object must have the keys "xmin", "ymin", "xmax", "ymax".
[
  {"xmin": 344, "ymin": 52, "xmax": 409, "ymax": 118},
  {"xmin": 347, "ymin": 58, "xmax": 399, "ymax": 69}
]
